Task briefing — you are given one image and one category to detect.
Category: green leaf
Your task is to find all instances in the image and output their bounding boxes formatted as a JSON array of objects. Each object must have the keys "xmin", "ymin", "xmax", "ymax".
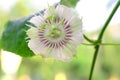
[
  {"xmin": 0, "ymin": 15, "xmax": 35, "ymax": 57},
  {"xmin": 60, "ymin": 0, "xmax": 79, "ymax": 7}
]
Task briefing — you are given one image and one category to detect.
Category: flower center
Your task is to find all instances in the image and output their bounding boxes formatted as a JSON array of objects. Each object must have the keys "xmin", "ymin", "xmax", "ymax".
[{"xmin": 46, "ymin": 25, "xmax": 63, "ymax": 38}]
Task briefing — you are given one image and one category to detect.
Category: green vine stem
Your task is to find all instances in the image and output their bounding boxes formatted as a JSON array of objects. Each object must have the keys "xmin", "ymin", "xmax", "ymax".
[
  {"xmin": 83, "ymin": 35, "xmax": 96, "ymax": 43},
  {"xmin": 82, "ymin": 43, "xmax": 120, "ymax": 46},
  {"xmin": 88, "ymin": 0, "xmax": 120, "ymax": 80}
]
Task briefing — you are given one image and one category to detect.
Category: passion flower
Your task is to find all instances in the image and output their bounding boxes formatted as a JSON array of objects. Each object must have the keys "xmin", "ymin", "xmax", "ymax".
[{"xmin": 26, "ymin": 4, "xmax": 83, "ymax": 61}]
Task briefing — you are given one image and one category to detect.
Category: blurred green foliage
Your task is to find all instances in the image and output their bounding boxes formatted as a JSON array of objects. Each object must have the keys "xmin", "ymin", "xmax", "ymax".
[
  {"xmin": 0, "ymin": 0, "xmax": 120, "ymax": 80},
  {"xmin": 10, "ymin": 0, "xmax": 31, "ymax": 17},
  {"xmin": 0, "ymin": 10, "xmax": 9, "ymax": 38}
]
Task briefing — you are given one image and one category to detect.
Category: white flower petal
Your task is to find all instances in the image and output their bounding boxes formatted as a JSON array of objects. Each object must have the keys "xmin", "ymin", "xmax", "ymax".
[
  {"xmin": 64, "ymin": 42, "xmax": 76, "ymax": 55},
  {"xmin": 56, "ymin": 5, "xmax": 82, "ymax": 31},
  {"xmin": 44, "ymin": 6, "xmax": 56, "ymax": 19},
  {"xmin": 29, "ymin": 16, "xmax": 44, "ymax": 27},
  {"xmin": 71, "ymin": 34, "xmax": 83, "ymax": 46},
  {"xmin": 26, "ymin": 27, "xmax": 39, "ymax": 39},
  {"xmin": 28, "ymin": 39, "xmax": 47, "ymax": 55},
  {"xmin": 69, "ymin": 17, "xmax": 82, "ymax": 28},
  {"xmin": 56, "ymin": 5, "xmax": 78, "ymax": 21},
  {"xmin": 51, "ymin": 48, "xmax": 71, "ymax": 61}
]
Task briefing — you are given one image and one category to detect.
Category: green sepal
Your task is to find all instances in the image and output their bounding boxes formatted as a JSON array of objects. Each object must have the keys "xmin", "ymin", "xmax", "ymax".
[{"xmin": 60, "ymin": 0, "xmax": 79, "ymax": 7}]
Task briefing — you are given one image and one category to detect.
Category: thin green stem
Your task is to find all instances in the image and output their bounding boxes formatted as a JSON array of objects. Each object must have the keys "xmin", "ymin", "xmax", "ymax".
[
  {"xmin": 98, "ymin": 0, "xmax": 120, "ymax": 40},
  {"xmin": 89, "ymin": 0, "xmax": 120, "ymax": 80},
  {"xmin": 83, "ymin": 35, "xmax": 96, "ymax": 43},
  {"xmin": 89, "ymin": 45, "xmax": 99, "ymax": 80},
  {"xmin": 82, "ymin": 43, "xmax": 120, "ymax": 46}
]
